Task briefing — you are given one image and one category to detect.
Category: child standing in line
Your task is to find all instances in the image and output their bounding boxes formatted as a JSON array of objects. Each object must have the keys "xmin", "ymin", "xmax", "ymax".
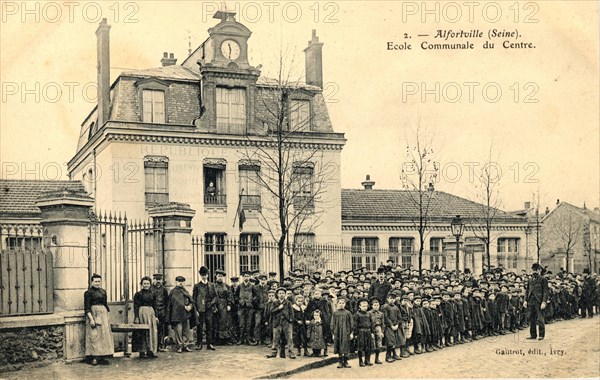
[
  {"xmin": 292, "ymin": 294, "xmax": 309, "ymax": 356},
  {"xmin": 353, "ymin": 298, "xmax": 374, "ymax": 366},
  {"xmin": 331, "ymin": 298, "xmax": 354, "ymax": 369},
  {"xmin": 307, "ymin": 309, "xmax": 326, "ymax": 356},
  {"xmin": 382, "ymin": 292, "xmax": 403, "ymax": 362},
  {"xmin": 368, "ymin": 297, "xmax": 384, "ymax": 364}
]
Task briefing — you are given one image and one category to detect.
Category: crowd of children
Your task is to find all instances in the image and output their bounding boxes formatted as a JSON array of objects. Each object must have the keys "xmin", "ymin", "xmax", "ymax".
[{"xmin": 162, "ymin": 264, "xmax": 599, "ymax": 369}]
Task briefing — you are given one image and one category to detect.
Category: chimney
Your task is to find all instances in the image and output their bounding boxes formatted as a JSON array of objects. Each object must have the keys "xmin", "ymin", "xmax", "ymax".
[
  {"xmin": 161, "ymin": 52, "xmax": 177, "ymax": 67},
  {"xmin": 96, "ymin": 18, "xmax": 111, "ymax": 128},
  {"xmin": 556, "ymin": 199, "xmax": 560, "ymax": 205},
  {"xmin": 303, "ymin": 30, "xmax": 324, "ymax": 88},
  {"xmin": 362, "ymin": 175, "xmax": 375, "ymax": 190},
  {"xmin": 524, "ymin": 201, "xmax": 531, "ymax": 209},
  {"xmin": 545, "ymin": 207, "xmax": 550, "ymax": 215}
]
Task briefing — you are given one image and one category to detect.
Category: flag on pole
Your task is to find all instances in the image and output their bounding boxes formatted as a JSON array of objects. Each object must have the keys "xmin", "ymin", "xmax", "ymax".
[{"xmin": 234, "ymin": 188, "xmax": 245, "ymax": 231}]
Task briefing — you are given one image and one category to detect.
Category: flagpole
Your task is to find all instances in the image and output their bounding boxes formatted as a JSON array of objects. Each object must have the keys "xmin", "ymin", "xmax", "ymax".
[{"xmin": 233, "ymin": 188, "xmax": 245, "ymax": 227}]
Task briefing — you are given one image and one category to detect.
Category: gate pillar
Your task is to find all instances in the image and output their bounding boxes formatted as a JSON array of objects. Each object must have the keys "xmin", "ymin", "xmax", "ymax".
[
  {"xmin": 36, "ymin": 189, "xmax": 94, "ymax": 312},
  {"xmin": 148, "ymin": 203, "xmax": 195, "ymax": 292},
  {"xmin": 36, "ymin": 189, "xmax": 94, "ymax": 362}
]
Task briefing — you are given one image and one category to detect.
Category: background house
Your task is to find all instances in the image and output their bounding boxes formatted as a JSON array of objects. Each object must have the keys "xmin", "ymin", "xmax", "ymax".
[
  {"xmin": 541, "ymin": 201, "xmax": 600, "ymax": 274},
  {"xmin": 341, "ymin": 177, "xmax": 531, "ymax": 276}
]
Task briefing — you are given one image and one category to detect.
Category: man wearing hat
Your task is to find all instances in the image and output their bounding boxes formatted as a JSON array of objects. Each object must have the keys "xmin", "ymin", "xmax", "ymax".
[
  {"xmin": 525, "ymin": 263, "xmax": 549, "ymax": 340},
  {"xmin": 237, "ymin": 271, "xmax": 257, "ymax": 345},
  {"xmin": 166, "ymin": 276, "xmax": 195, "ymax": 352},
  {"xmin": 253, "ymin": 274, "xmax": 270, "ymax": 345},
  {"xmin": 369, "ymin": 267, "xmax": 392, "ymax": 302},
  {"xmin": 193, "ymin": 266, "xmax": 216, "ymax": 351},
  {"xmin": 580, "ymin": 268, "xmax": 597, "ymax": 318},
  {"xmin": 151, "ymin": 273, "xmax": 169, "ymax": 351}
]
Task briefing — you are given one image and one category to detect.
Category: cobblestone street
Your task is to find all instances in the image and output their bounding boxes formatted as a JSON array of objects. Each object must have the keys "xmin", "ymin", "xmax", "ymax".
[
  {"xmin": 296, "ymin": 316, "xmax": 600, "ymax": 378},
  {"xmin": 2, "ymin": 316, "xmax": 598, "ymax": 379}
]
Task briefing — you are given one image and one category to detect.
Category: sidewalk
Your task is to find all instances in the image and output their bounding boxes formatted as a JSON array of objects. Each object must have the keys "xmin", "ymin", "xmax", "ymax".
[{"xmin": 0, "ymin": 344, "xmax": 335, "ymax": 380}]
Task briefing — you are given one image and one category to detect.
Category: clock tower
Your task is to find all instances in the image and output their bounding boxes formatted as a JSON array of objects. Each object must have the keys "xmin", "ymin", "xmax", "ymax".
[{"xmin": 190, "ymin": 11, "xmax": 261, "ymax": 134}]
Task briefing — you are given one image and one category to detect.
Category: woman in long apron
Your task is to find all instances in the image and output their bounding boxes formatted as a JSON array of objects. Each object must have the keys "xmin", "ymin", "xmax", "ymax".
[
  {"xmin": 84, "ymin": 274, "xmax": 114, "ymax": 365},
  {"xmin": 132, "ymin": 276, "xmax": 159, "ymax": 358}
]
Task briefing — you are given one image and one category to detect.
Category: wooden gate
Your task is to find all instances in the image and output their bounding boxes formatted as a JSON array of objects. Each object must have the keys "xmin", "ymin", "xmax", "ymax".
[{"xmin": 0, "ymin": 224, "xmax": 54, "ymax": 317}]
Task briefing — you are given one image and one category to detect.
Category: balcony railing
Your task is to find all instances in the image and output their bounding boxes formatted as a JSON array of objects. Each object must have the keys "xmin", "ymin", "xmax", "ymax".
[
  {"xmin": 216, "ymin": 123, "xmax": 246, "ymax": 135},
  {"xmin": 205, "ymin": 194, "xmax": 227, "ymax": 206},
  {"xmin": 241, "ymin": 195, "xmax": 261, "ymax": 210},
  {"xmin": 145, "ymin": 192, "xmax": 169, "ymax": 206},
  {"xmin": 293, "ymin": 195, "xmax": 314, "ymax": 210}
]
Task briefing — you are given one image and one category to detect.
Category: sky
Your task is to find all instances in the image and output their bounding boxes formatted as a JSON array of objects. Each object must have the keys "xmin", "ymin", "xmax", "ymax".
[{"xmin": 1, "ymin": 1, "xmax": 598, "ymax": 212}]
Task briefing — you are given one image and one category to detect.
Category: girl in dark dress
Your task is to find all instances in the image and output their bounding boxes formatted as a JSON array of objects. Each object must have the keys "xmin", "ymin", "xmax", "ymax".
[
  {"xmin": 84, "ymin": 274, "xmax": 114, "ymax": 365},
  {"xmin": 133, "ymin": 276, "xmax": 159, "ymax": 358}
]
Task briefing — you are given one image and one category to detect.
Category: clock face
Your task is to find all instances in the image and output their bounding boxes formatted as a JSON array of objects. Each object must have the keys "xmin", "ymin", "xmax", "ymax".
[{"xmin": 220, "ymin": 39, "xmax": 241, "ymax": 61}]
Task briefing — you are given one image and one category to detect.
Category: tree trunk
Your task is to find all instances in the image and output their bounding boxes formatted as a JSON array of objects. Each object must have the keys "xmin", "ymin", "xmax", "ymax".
[{"xmin": 278, "ymin": 236, "xmax": 286, "ymax": 285}]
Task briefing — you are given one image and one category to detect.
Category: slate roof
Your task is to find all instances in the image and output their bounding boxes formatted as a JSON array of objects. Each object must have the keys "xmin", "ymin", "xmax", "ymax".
[
  {"xmin": 341, "ymin": 189, "xmax": 526, "ymax": 223},
  {"xmin": 119, "ymin": 65, "xmax": 321, "ymax": 90},
  {"xmin": 0, "ymin": 179, "xmax": 86, "ymax": 219},
  {"xmin": 121, "ymin": 65, "xmax": 199, "ymax": 82}
]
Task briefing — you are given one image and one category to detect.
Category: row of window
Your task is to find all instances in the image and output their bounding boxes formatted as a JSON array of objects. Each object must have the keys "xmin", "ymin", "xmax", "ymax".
[
  {"xmin": 202, "ymin": 233, "xmax": 314, "ymax": 275},
  {"xmin": 142, "ymin": 88, "xmax": 312, "ymax": 132},
  {"xmin": 350, "ymin": 237, "xmax": 521, "ymax": 271},
  {"xmin": 144, "ymin": 158, "xmax": 314, "ymax": 209},
  {"xmin": 351, "ymin": 237, "xmax": 520, "ymax": 254}
]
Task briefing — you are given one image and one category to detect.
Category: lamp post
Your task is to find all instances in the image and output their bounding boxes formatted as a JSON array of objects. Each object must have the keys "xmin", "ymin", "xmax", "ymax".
[{"xmin": 451, "ymin": 215, "xmax": 464, "ymax": 277}]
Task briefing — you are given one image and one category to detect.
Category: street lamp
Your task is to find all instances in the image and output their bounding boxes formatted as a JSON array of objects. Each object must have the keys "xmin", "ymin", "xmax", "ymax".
[{"xmin": 451, "ymin": 215, "xmax": 464, "ymax": 277}]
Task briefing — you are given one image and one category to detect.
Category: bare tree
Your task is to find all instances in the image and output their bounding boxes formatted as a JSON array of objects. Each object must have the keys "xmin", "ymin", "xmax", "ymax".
[
  {"xmin": 401, "ymin": 125, "xmax": 438, "ymax": 279},
  {"xmin": 470, "ymin": 145, "xmax": 503, "ymax": 271},
  {"xmin": 238, "ymin": 54, "xmax": 338, "ymax": 283},
  {"xmin": 532, "ymin": 190, "xmax": 549, "ymax": 265},
  {"xmin": 549, "ymin": 212, "xmax": 581, "ymax": 273}
]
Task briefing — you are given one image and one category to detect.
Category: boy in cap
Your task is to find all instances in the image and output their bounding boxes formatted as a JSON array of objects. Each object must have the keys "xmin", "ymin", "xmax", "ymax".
[
  {"xmin": 267, "ymin": 287, "xmax": 295, "ymax": 359},
  {"xmin": 151, "ymin": 273, "xmax": 169, "ymax": 351},
  {"xmin": 368, "ymin": 297, "xmax": 384, "ymax": 364},
  {"xmin": 354, "ymin": 298, "xmax": 374, "ymax": 366},
  {"xmin": 292, "ymin": 294, "xmax": 309, "ymax": 356},
  {"xmin": 411, "ymin": 295, "xmax": 430, "ymax": 354},
  {"xmin": 306, "ymin": 288, "xmax": 333, "ymax": 351},
  {"xmin": 382, "ymin": 292, "xmax": 403, "ymax": 362},
  {"xmin": 166, "ymin": 276, "xmax": 194, "ymax": 353},
  {"xmin": 193, "ymin": 266, "xmax": 216, "ymax": 351}
]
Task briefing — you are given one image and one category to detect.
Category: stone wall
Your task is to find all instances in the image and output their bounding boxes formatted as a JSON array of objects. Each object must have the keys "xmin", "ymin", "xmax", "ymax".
[{"xmin": 0, "ymin": 325, "xmax": 64, "ymax": 371}]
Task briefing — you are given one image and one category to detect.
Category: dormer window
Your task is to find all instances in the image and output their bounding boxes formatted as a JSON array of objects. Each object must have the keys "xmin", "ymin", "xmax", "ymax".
[
  {"xmin": 216, "ymin": 87, "xmax": 246, "ymax": 134},
  {"xmin": 142, "ymin": 89, "xmax": 165, "ymax": 123},
  {"xmin": 136, "ymin": 78, "xmax": 169, "ymax": 124},
  {"xmin": 289, "ymin": 99, "xmax": 311, "ymax": 131}
]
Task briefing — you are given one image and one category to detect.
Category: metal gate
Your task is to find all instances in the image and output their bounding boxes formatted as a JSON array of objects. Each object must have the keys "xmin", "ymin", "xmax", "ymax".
[
  {"xmin": 88, "ymin": 211, "xmax": 165, "ymax": 302},
  {"xmin": 88, "ymin": 211, "xmax": 164, "ymax": 351}
]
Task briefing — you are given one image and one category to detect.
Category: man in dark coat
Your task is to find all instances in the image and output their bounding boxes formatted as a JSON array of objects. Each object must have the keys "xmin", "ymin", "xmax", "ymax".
[
  {"xmin": 525, "ymin": 263, "xmax": 549, "ymax": 340},
  {"xmin": 193, "ymin": 266, "xmax": 216, "ymax": 350},
  {"xmin": 151, "ymin": 273, "xmax": 169, "ymax": 351},
  {"xmin": 166, "ymin": 276, "xmax": 195, "ymax": 352},
  {"xmin": 236, "ymin": 272, "xmax": 257, "ymax": 345},
  {"xmin": 253, "ymin": 274, "xmax": 270, "ymax": 344},
  {"xmin": 580, "ymin": 269, "xmax": 597, "ymax": 318},
  {"xmin": 369, "ymin": 268, "xmax": 392, "ymax": 301}
]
